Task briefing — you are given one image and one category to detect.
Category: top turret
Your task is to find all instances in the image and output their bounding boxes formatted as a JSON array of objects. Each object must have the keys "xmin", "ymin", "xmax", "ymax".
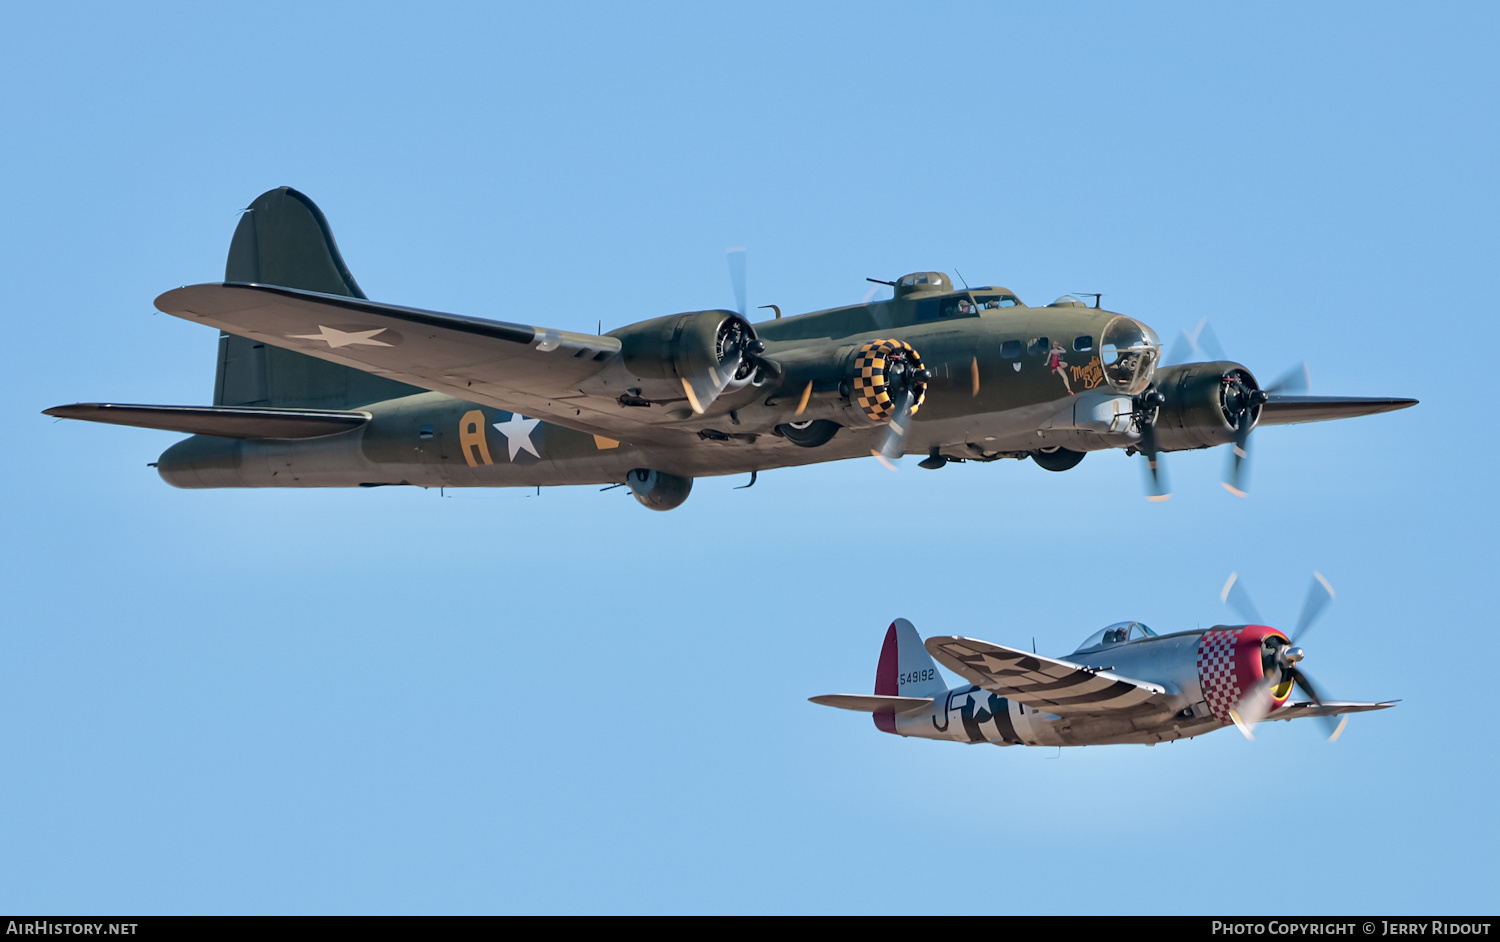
[{"xmin": 893, "ymin": 272, "xmax": 952, "ymax": 298}]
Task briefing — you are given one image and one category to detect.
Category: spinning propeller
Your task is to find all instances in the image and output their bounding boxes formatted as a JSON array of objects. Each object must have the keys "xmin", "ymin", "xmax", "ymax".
[
  {"xmin": 681, "ymin": 248, "xmax": 782, "ymax": 415},
  {"xmin": 1219, "ymin": 571, "xmax": 1347, "ymax": 742},
  {"xmin": 855, "ymin": 340, "xmax": 931, "ymax": 470},
  {"xmin": 1220, "ymin": 361, "xmax": 1311, "ymax": 497},
  {"xmin": 1136, "ymin": 316, "xmax": 1312, "ymax": 500},
  {"xmin": 872, "ymin": 368, "xmax": 933, "ymax": 469}
]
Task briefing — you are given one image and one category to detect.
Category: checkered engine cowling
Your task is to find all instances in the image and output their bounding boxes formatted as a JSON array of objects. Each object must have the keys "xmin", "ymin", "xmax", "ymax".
[
  {"xmin": 850, "ymin": 339, "xmax": 927, "ymax": 424},
  {"xmin": 1195, "ymin": 625, "xmax": 1291, "ymax": 725}
]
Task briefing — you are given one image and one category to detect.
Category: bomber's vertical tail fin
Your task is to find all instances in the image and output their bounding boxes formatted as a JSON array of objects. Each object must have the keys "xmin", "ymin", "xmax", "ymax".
[
  {"xmin": 213, "ymin": 187, "xmax": 425, "ymax": 409},
  {"xmin": 872, "ymin": 618, "xmax": 947, "ymax": 732}
]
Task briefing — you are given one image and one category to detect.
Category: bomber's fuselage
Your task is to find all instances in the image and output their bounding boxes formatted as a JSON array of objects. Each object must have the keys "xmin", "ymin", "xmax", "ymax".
[{"xmin": 157, "ymin": 287, "xmax": 1160, "ymax": 489}]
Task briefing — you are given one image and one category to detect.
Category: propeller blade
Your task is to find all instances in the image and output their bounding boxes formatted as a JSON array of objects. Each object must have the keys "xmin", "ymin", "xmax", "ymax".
[
  {"xmin": 1220, "ymin": 572, "xmax": 1265, "ymax": 625},
  {"xmin": 1227, "ymin": 679, "xmax": 1273, "ymax": 740},
  {"xmin": 1168, "ymin": 317, "xmax": 1227, "ymax": 365},
  {"xmin": 1222, "ymin": 416, "xmax": 1251, "ymax": 497},
  {"xmin": 1291, "ymin": 667, "xmax": 1346, "ymax": 741},
  {"xmin": 1196, "ymin": 319, "xmax": 1227, "ymax": 362},
  {"xmin": 1139, "ymin": 419, "xmax": 1170, "ymax": 502},
  {"xmin": 1166, "ymin": 331, "xmax": 1192, "ymax": 367},
  {"xmin": 681, "ymin": 366, "xmax": 733, "ymax": 416},
  {"xmin": 872, "ymin": 387, "xmax": 916, "ymax": 470},
  {"xmin": 1293, "ymin": 571, "xmax": 1336, "ymax": 642},
  {"xmin": 1265, "ymin": 362, "xmax": 1312, "ymax": 395},
  {"xmin": 726, "ymin": 247, "xmax": 747, "ymax": 318}
]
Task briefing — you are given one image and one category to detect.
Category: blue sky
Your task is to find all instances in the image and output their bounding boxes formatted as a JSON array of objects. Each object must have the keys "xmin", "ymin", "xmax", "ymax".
[{"xmin": 1, "ymin": 1, "xmax": 1495, "ymax": 914}]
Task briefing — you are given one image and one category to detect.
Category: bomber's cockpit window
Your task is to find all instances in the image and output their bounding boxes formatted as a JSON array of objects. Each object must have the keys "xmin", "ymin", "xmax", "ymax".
[
  {"xmin": 976, "ymin": 294, "xmax": 1020, "ymax": 309},
  {"xmin": 1072, "ymin": 621, "xmax": 1158, "ymax": 653},
  {"xmin": 938, "ymin": 296, "xmax": 980, "ymax": 318}
]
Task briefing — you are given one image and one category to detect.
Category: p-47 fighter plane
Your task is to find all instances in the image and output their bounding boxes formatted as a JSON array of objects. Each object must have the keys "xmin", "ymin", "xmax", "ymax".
[
  {"xmin": 46, "ymin": 187, "xmax": 1417, "ymax": 509},
  {"xmin": 812, "ymin": 574, "xmax": 1394, "ymax": 747}
]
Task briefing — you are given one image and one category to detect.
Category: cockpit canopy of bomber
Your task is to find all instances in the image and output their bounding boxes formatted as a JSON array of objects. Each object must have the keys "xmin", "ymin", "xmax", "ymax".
[
  {"xmin": 1072, "ymin": 621, "xmax": 1158, "ymax": 653},
  {"xmin": 894, "ymin": 272, "xmax": 952, "ymax": 297}
]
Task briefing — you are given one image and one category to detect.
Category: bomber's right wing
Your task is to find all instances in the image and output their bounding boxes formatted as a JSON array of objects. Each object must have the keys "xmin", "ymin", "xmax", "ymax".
[
  {"xmin": 924, "ymin": 636, "xmax": 1167, "ymax": 715},
  {"xmin": 1257, "ymin": 394, "xmax": 1418, "ymax": 426}
]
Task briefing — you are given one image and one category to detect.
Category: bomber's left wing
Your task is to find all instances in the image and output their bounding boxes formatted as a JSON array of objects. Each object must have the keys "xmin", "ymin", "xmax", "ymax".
[
  {"xmin": 154, "ymin": 283, "xmax": 687, "ymax": 446},
  {"xmin": 924, "ymin": 636, "xmax": 1167, "ymax": 715}
]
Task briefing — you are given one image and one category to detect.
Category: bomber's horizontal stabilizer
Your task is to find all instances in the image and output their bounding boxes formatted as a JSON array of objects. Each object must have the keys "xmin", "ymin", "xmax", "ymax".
[
  {"xmin": 1257, "ymin": 395, "xmax": 1418, "ymax": 426},
  {"xmin": 809, "ymin": 694, "xmax": 934, "ymax": 714},
  {"xmin": 1269, "ymin": 699, "xmax": 1398, "ymax": 720},
  {"xmin": 43, "ymin": 403, "xmax": 370, "ymax": 440}
]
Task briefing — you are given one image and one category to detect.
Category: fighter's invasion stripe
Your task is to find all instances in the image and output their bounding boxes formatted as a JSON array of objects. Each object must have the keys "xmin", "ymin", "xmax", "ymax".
[
  {"xmin": 959, "ymin": 662, "xmax": 1112, "ymax": 694},
  {"xmin": 995, "ymin": 673, "xmax": 1116, "ymax": 695},
  {"xmin": 1039, "ymin": 681, "xmax": 1150, "ymax": 707},
  {"xmin": 991, "ymin": 697, "xmax": 1022, "ymax": 745}
]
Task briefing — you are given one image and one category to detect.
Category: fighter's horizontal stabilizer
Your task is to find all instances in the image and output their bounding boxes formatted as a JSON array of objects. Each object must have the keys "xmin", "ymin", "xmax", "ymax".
[
  {"xmin": 43, "ymin": 403, "xmax": 370, "ymax": 440},
  {"xmin": 809, "ymin": 694, "xmax": 934, "ymax": 714}
]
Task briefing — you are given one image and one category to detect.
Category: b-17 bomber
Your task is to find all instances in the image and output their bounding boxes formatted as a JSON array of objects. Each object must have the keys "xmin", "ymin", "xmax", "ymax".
[{"xmin": 46, "ymin": 187, "xmax": 1418, "ymax": 509}]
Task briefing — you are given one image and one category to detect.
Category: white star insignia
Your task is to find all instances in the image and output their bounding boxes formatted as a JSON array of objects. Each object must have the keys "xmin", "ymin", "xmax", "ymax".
[
  {"xmin": 491, "ymin": 414, "xmax": 542, "ymax": 460},
  {"xmin": 288, "ymin": 325, "xmax": 393, "ymax": 349},
  {"xmin": 970, "ymin": 690, "xmax": 995, "ymax": 718}
]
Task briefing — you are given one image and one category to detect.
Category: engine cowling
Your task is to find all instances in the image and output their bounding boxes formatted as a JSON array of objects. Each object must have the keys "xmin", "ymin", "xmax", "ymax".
[
  {"xmin": 1195, "ymin": 625, "xmax": 1294, "ymax": 725},
  {"xmin": 1149, "ymin": 361, "xmax": 1262, "ymax": 452},
  {"xmin": 611, "ymin": 310, "xmax": 757, "ymax": 403},
  {"xmin": 848, "ymin": 339, "xmax": 928, "ymax": 427},
  {"xmin": 770, "ymin": 338, "xmax": 929, "ymax": 431}
]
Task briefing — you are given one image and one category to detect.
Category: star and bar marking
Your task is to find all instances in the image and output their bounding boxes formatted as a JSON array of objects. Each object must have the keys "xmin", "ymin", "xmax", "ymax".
[{"xmin": 288, "ymin": 325, "xmax": 393, "ymax": 349}]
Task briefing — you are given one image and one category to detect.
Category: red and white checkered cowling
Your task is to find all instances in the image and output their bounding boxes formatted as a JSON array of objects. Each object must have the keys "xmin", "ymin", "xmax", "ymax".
[{"xmin": 1195, "ymin": 625, "xmax": 1291, "ymax": 725}]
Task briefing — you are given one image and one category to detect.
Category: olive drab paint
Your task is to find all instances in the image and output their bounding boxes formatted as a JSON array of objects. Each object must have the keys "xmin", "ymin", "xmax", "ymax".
[{"xmin": 46, "ymin": 187, "xmax": 1418, "ymax": 511}]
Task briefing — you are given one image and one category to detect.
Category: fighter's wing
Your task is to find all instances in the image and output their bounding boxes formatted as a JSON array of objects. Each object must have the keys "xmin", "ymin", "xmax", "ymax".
[
  {"xmin": 154, "ymin": 283, "xmax": 685, "ymax": 446},
  {"xmin": 1268, "ymin": 699, "xmax": 1398, "ymax": 720},
  {"xmin": 1257, "ymin": 394, "xmax": 1417, "ymax": 426},
  {"xmin": 924, "ymin": 636, "xmax": 1166, "ymax": 715}
]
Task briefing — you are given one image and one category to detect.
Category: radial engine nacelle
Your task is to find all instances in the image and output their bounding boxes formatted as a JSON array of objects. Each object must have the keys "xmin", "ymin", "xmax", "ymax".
[{"xmin": 1150, "ymin": 360, "xmax": 1264, "ymax": 452}]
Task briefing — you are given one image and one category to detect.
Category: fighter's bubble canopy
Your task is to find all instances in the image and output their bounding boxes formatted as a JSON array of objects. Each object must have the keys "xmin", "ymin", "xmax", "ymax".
[{"xmin": 1072, "ymin": 621, "xmax": 1158, "ymax": 653}]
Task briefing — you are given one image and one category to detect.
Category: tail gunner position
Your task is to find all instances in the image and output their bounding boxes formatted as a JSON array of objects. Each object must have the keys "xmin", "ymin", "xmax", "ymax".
[{"xmin": 46, "ymin": 188, "xmax": 1418, "ymax": 509}]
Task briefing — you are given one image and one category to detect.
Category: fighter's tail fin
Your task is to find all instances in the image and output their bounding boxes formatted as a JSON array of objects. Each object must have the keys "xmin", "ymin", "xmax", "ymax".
[
  {"xmin": 870, "ymin": 618, "xmax": 946, "ymax": 732},
  {"xmin": 213, "ymin": 187, "xmax": 424, "ymax": 410}
]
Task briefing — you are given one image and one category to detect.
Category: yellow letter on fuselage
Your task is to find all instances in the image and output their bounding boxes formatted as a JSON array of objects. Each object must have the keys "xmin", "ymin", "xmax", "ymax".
[{"xmin": 460, "ymin": 410, "xmax": 494, "ymax": 467}]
